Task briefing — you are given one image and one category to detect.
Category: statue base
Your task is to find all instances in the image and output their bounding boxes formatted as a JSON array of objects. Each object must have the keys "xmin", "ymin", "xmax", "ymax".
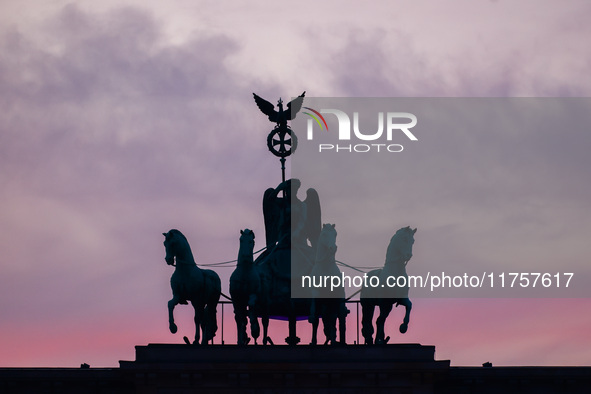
[{"xmin": 120, "ymin": 343, "xmax": 449, "ymax": 392}]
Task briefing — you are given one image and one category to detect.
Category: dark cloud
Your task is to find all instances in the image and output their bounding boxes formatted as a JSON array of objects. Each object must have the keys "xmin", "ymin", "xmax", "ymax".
[
  {"xmin": 322, "ymin": 24, "xmax": 591, "ymax": 97},
  {"xmin": 0, "ymin": 4, "xmax": 269, "ymax": 205}
]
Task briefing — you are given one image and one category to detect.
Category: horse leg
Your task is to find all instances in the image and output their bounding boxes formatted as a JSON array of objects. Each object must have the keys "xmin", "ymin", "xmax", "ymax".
[
  {"xmin": 262, "ymin": 315, "xmax": 272, "ymax": 345},
  {"xmin": 398, "ymin": 298, "xmax": 412, "ymax": 333},
  {"xmin": 192, "ymin": 303, "xmax": 204, "ymax": 345},
  {"xmin": 375, "ymin": 301, "xmax": 393, "ymax": 345},
  {"xmin": 322, "ymin": 300, "xmax": 338, "ymax": 345},
  {"xmin": 361, "ymin": 299, "xmax": 375, "ymax": 345},
  {"xmin": 338, "ymin": 301, "xmax": 348, "ymax": 345},
  {"xmin": 285, "ymin": 305, "xmax": 300, "ymax": 346},
  {"xmin": 247, "ymin": 294, "xmax": 259, "ymax": 345},
  {"xmin": 321, "ymin": 300, "xmax": 336, "ymax": 345},
  {"xmin": 309, "ymin": 299, "xmax": 319, "ymax": 345},
  {"xmin": 233, "ymin": 300, "xmax": 248, "ymax": 345},
  {"xmin": 311, "ymin": 318, "xmax": 319, "ymax": 345},
  {"xmin": 203, "ymin": 302, "xmax": 218, "ymax": 344},
  {"xmin": 168, "ymin": 297, "xmax": 180, "ymax": 334}
]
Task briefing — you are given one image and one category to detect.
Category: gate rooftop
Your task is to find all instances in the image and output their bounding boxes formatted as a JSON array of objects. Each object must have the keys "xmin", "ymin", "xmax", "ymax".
[{"xmin": 120, "ymin": 343, "xmax": 446, "ymax": 366}]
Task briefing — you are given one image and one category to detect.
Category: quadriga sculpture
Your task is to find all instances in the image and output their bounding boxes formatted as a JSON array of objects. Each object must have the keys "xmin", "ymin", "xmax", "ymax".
[
  {"xmin": 308, "ymin": 223, "xmax": 348, "ymax": 345},
  {"xmin": 163, "ymin": 229, "xmax": 221, "ymax": 345},
  {"xmin": 229, "ymin": 229, "xmax": 264, "ymax": 345},
  {"xmin": 360, "ymin": 226, "xmax": 416, "ymax": 345}
]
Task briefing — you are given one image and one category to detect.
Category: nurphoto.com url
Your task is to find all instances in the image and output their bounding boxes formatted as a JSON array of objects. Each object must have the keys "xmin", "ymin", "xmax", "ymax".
[{"xmin": 301, "ymin": 272, "xmax": 574, "ymax": 293}]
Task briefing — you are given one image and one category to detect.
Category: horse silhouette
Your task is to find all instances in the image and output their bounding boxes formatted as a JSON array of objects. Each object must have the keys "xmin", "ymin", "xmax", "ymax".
[
  {"xmin": 229, "ymin": 229, "xmax": 263, "ymax": 345},
  {"xmin": 163, "ymin": 229, "xmax": 221, "ymax": 345},
  {"xmin": 360, "ymin": 226, "xmax": 416, "ymax": 345}
]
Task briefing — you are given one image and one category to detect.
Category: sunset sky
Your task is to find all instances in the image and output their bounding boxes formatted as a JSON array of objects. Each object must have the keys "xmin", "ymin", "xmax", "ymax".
[{"xmin": 1, "ymin": 0, "xmax": 590, "ymax": 367}]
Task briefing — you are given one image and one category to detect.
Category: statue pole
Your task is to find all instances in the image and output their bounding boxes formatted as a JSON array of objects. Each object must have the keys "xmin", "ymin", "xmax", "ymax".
[{"xmin": 280, "ymin": 157, "xmax": 286, "ymax": 183}]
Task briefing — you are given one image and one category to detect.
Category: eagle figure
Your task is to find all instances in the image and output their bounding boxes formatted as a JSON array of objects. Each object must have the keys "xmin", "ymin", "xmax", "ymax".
[{"xmin": 253, "ymin": 91, "xmax": 306, "ymax": 127}]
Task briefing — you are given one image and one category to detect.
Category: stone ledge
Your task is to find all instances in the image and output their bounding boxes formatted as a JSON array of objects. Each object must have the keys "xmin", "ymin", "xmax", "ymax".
[{"xmin": 121, "ymin": 343, "xmax": 443, "ymax": 366}]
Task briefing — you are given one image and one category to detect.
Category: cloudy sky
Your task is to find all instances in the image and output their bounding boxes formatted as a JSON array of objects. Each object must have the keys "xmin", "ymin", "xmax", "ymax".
[{"xmin": 1, "ymin": 0, "xmax": 590, "ymax": 367}]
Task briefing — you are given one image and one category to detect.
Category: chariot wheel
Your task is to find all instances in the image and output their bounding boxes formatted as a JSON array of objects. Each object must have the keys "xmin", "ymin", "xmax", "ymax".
[{"xmin": 267, "ymin": 125, "xmax": 298, "ymax": 158}]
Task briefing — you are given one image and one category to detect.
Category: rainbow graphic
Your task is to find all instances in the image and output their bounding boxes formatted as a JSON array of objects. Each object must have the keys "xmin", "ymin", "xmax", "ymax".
[{"xmin": 303, "ymin": 107, "xmax": 329, "ymax": 131}]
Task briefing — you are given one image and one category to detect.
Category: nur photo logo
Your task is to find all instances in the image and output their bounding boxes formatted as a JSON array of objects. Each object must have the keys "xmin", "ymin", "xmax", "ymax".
[{"xmin": 303, "ymin": 107, "xmax": 418, "ymax": 153}]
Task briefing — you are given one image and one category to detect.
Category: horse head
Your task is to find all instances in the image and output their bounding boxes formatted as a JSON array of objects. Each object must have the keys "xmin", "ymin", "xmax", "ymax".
[
  {"xmin": 239, "ymin": 228, "xmax": 255, "ymax": 247},
  {"xmin": 386, "ymin": 226, "xmax": 416, "ymax": 265},
  {"xmin": 238, "ymin": 229, "xmax": 256, "ymax": 264},
  {"xmin": 163, "ymin": 229, "xmax": 191, "ymax": 266},
  {"xmin": 316, "ymin": 223, "xmax": 337, "ymax": 263}
]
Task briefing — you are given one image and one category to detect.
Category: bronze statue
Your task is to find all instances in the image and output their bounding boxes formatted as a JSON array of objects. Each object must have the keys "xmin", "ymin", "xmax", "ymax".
[
  {"xmin": 360, "ymin": 227, "xmax": 416, "ymax": 345},
  {"xmin": 254, "ymin": 178, "xmax": 322, "ymax": 345},
  {"xmin": 262, "ymin": 179, "xmax": 320, "ymax": 250},
  {"xmin": 229, "ymin": 229, "xmax": 263, "ymax": 345},
  {"xmin": 163, "ymin": 229, "xmax": 221, "ymax": 345}
]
